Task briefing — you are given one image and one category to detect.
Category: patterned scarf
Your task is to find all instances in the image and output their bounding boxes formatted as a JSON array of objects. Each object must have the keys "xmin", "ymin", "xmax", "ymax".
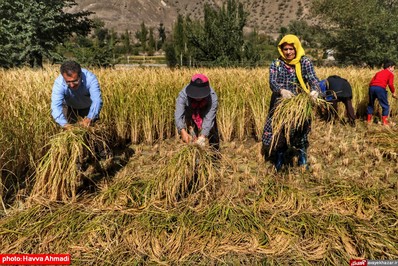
[{"xmin": 190, "ymin": 98, "xmax": 208, "ymax": 129}]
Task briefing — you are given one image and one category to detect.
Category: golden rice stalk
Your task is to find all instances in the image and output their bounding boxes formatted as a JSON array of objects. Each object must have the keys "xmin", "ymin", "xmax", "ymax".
[
  {"xmin": 30, "ymin": 126, "xmax": 109, "ymax": 202},
  {"xmin": 218, "ymin": 95, "xmax": 240, "ymax": 141},
  {"xmin": 366, "ymin": 127, "xmax": 397, "ymax": 148},
  {"xmin": 152, "ymin": 145, "xmax": 220, "ymax": 207},
  {"xmin": 247, "ymin": 83, "xmax": 270, "ymax": 140},
  {"xmin": 365, "ymin": 127, "xmax": 398, "ymax": 159},
  {"xmin": 270, "ymin": 93, "xmax": 332, "ymax": 151}
]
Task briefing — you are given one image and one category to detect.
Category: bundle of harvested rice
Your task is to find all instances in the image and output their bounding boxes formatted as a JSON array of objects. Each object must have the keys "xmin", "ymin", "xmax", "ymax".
[
  {"xmin": 270, "ymin": 93, "xmax": 332, "ymax": 151},
  {"xmin": 30, "ymin": 126, "xmax": 111, "ymax": 202},
  {"xmin": 152, "ymin": 145, "xmax": 221, "ymax": 207}
]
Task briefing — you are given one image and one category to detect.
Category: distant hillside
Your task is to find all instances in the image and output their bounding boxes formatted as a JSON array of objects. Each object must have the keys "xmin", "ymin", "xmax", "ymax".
[{"xmin": 72, "ymin": 0, "xmax": 313, "ymax": 39}]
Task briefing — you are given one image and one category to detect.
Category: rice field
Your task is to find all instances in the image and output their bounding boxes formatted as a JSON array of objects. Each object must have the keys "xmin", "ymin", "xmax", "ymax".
[{"xmin": 0, "ymin": 66, "xmax": 397, "ymax": 265}]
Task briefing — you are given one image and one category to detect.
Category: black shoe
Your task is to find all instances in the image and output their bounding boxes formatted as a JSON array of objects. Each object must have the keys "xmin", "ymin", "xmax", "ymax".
[
  {"xmin": 297, "ymin": 148, "xmax": 309, "ymax": 170},
  {"xmin": 275, "ymin": 151, "xmax": 285, "ymax": 171}
]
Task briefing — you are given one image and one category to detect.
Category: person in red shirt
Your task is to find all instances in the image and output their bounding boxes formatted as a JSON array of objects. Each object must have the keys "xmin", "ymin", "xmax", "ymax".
[{"xmin": 367, "ymin": 59, "xmax": 397, "ymax": 125}]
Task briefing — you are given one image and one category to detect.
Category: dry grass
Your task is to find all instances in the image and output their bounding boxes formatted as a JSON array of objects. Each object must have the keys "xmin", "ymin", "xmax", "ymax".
[{"xmin": 1, "ymin": 120, "xmax": 397, "ymax": 265}]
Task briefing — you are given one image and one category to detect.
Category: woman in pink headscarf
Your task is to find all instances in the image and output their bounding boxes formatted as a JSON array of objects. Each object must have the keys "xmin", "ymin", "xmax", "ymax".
[
  {"xmin": 262, "ymin": 34, "xmax": 321, "ymax": 171},
  {"xmin": 175, "ymin": 73, "xmax": 220, "ymax": 150}
]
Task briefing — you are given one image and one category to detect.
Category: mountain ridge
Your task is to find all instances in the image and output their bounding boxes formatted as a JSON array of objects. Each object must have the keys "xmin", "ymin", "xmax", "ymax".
[{"xmin": 72, "ymin": 0, "xmax": 313, "ymax": 39}]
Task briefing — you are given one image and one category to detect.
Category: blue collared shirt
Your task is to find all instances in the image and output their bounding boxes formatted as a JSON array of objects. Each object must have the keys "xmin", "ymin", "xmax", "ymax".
[{"xmin": 51, "ymin": 68, "xmax": 103, "ymax": 126}]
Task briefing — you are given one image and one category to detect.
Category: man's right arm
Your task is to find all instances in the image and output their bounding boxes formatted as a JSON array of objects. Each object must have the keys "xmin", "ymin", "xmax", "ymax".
[{"xmin": 51, "ymin": 78, "xmax": 68, "ymax": 127}]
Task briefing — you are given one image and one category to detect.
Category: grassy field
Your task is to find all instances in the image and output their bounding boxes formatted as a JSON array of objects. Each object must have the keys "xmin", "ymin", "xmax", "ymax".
[{"xmin": 0, "ymin": 67, "xmax": 397, "ymax": 265}]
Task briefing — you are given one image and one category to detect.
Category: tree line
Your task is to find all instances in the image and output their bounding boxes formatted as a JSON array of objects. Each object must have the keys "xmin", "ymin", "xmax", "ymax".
[{"xmin": 1, "ymin": 0, "xmax": 398, "ymax": 68}]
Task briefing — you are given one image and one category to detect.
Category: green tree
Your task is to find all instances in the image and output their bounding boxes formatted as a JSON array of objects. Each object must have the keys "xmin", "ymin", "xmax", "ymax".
[
  {"xmin": 108, "ymin": 29, "xmax": 119, "ymax": 63},
  {"xmin": 78, "ymin": 20, "xmax": 115, "ymax": 67},
  {"xmin": 283, "ymin": 20, "xmax": 322, "ymax": 48},
  {"xmin": 157, "ymin": 23, "xmax": 166, "ymax": 50},
  {"xmin": 148, "ymin": 28, "xmax": 155, "ymax": 56},
  {"xmin": 135, "ymin": 21, "xmax": 148, "ymax": 54},
  {"xmin": 0, "ymin": 0, "xmax": 93, "ymax": 68},
  {"xmin": 174, "ymin": 14, "xmax": 187, "ymax": 66},
  {"xmin": 164, "ymin": 41, "xmax": 178, "ymax": 68},
  {"xmin": 92, "ymin": 18, "xmax": 109, "ymax": 47},
  {"xmin": 312, "ymin": 0, "xmax": 398, "ymax": 66},
  {"xmin": 120, "ymin": 30, "xmax": 132, "ymax": 54},
  {"xmin": 242, "ymin": 28, "xmax": 263, "ymax": 67},
  {"xmin": 185, "ymin": 0, "xmax": 249, "ymax": 66}
]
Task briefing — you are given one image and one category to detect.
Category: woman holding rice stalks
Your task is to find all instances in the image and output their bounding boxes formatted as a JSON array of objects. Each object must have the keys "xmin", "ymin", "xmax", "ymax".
[
  {"xmin": 262, "ymin": 34, "xmax": 322, "ymax": 171},
  {"xmin": 175, "ymin": 74, "xmax": 220, "ymax": 151}
]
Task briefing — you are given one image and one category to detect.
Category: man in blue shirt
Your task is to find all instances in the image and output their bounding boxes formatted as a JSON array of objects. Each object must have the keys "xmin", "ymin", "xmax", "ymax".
[{"xmin": 51, "ymin": 61, "xmax": 103, "ymax": 128}]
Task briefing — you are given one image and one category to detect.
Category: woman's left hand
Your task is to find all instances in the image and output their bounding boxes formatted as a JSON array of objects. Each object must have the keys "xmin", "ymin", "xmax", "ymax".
[{"xmin": 310, "ymin": 90, "xmax": 319, "ymax": 100}]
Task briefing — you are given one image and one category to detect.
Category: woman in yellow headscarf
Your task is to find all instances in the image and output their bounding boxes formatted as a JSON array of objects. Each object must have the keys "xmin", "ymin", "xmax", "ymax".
[{"xmin": 262, "ymin": 34, "xmax": 321, "ymax": 171}]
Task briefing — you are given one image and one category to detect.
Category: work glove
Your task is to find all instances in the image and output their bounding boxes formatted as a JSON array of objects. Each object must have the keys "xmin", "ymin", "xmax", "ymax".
[
  {"xmin": 195, "ymin": 135, "xmax": 206, "ymax": 147},
  {"xmin": 280, "ymin": 89, "xmax": 294, "ymax": 99},
  {"xmin": 310, "ymin": 90, "xmax": 319, "ymax": 100}
]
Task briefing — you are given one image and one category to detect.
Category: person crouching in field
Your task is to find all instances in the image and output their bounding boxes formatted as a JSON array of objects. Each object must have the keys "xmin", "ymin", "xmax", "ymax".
[
  {"xmin": 262, "ymin": 34, "xmax": 321, "ymax": 171},
  {"xmin": 175, "ymin": 74, "xmax": 220, "ymax": 150},
  {"xmin": 367, "ymin": 59, "xmax": 397, "ymax": 125},
  {"xmin": 51, "ymin": 61, "xmax": 103, "ymax": 129},
  {"xmin": 319, "ymin": 75, "xmax": 356, "ymax": 126}
]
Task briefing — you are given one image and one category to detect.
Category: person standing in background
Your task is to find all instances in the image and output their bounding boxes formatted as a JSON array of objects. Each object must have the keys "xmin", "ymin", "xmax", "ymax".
[{"xmin": 367, "ymin": 59, "xmax": 397, "ymax": 125}]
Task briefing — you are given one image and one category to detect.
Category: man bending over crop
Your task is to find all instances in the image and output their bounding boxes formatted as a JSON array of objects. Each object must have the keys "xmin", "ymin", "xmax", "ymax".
[{"xmin": 51, "ymin": 60, "xmax": 103, "ymax": 128}]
